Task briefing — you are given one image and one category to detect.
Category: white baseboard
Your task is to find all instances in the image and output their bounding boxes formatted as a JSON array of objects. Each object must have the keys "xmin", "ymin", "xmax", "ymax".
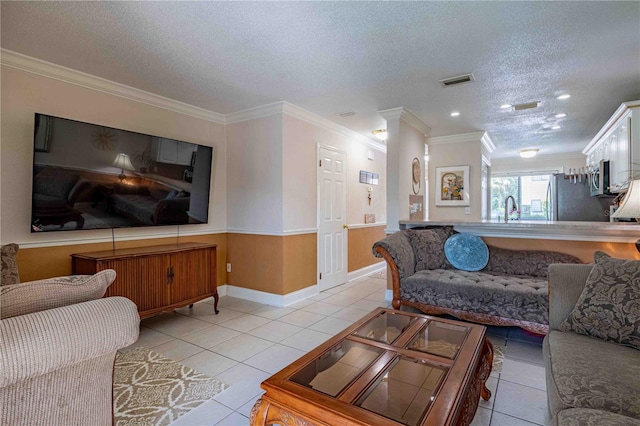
[
  {"xmin": 385, "ymin": 289, "xmax": 393, "ymax": 302},
  {"xmin": 219, "ymin": 283, "xmax": 318, "ymax": 307},
  {"xmin": 347, "ymin": 261, "xmax": 385, "ymax": 282}
]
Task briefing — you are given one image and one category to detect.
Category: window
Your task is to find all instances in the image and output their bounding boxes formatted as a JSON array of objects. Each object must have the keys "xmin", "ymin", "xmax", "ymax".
[{"xmin": 490, "ymin": 174, "xmax": 552, "ymax": 220}]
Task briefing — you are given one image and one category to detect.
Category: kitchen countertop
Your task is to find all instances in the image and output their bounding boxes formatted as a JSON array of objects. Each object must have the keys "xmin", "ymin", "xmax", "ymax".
[{"xmin": 398, "ymin": 219, "xmax": 639, "ymax": 242}]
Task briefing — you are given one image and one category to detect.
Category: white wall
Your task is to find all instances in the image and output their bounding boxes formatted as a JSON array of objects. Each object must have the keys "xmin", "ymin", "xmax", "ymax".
[
  {"xmin": 282, "ymin": 114, "xmax": 386, "ymax": 230},
  {"xmin": 226, "ymin": 115, "xmax": 283, "ymax": 233},
  {"xmin": 428, "ymin": 137, "xmax": 482, "ymax": 221},
  {"xmin": 0, "ymin": 66, "xmax": 227, "ymax": 246}
]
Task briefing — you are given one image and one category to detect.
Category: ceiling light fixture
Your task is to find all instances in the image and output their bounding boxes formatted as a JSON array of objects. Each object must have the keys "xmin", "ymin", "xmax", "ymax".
[
  {"xmin": 557, "ymin": 94, "xmax": 571, "ymax": 100},
  {"xmin": 450, "ymin": 111, "xmax": 460, "ymax": 117},
  {"xmin": 500, "ymin": 104, "xmax": 512, "ymax": 109},
  {"xmin": 371, "ymin": 129, "xmax": 387, "ymax": 141},
  {"xmin": 519, "ymin": 148, "xmax": 539, "ymax": 158},
  {"xmin": 555, "ymin": 113, "xmax": 567, "ymax": 118},
  {"xmin": 551, "ymin": 125, "xmax": 561, "ymax": 130}
]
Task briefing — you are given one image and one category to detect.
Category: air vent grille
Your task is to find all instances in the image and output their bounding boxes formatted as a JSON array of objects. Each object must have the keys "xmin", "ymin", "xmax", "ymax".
[
  {"xmin": 439, "ymin": 73, "xmax": 475, "ymax": 87},
  {"xmin": 513, "ymin": 102, "xmax": 539, "ymax": 111}
]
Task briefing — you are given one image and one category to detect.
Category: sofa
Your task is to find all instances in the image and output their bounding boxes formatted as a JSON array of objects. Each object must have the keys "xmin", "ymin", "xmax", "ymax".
[
  {"xmin": 0, "ymin": 245, "xmax": 140, "ymax": 425},
  {"xmin": 373, "ymin": 227, "xmax": 582, "ymax": 334},
  {"xmin": 109, "ymin": 182, "xmax": 190, "ymax": 225},
  {"xmin": 544, "ymin": 255, "xmax": 640, "ymax": 426}
]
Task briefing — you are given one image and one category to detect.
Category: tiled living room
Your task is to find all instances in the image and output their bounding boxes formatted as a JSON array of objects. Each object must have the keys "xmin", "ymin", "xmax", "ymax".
[{"xmin": 130, "ymin": 270, "xmax": 550, "ymax": 426}]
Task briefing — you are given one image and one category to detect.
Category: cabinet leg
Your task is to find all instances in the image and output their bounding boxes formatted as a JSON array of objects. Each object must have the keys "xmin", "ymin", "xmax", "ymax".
[
  {"xmin": 189, "ymin": 304, "xmax": 194, "ymax": 308},
  {"xmin": 214, "ymin": 293, "xmax": 220, "ymax": 314}
]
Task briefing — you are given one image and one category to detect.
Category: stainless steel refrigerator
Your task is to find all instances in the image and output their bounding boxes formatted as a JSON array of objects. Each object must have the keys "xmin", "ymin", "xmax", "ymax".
[{"xmin": 550, "ymin": 173, "xmax": 614, "ymax": 221}]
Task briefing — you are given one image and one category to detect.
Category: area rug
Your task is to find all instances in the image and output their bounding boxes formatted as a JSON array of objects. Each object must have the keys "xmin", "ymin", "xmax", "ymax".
[
  {"xmin": 492, "ymin": 343, "xmax": 505, "ymax": 373},
  {"xmin": 113, "ymin": 347, "xmax": 229, "ymax": 426}
]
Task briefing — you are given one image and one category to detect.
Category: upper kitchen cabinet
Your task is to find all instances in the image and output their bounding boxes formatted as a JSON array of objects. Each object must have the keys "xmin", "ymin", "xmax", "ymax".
[
  {"xmin": 151, "ymin": 137, "xmax": 197, "ymax": 166},
  {"xmin": 583, "ymin": 101, "xmax": 640, "ymax": 193}
]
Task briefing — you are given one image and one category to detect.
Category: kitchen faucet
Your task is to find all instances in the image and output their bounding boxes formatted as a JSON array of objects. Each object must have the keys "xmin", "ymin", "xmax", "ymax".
[{"xmin": 504, "ymin": 195, "xmax": 518, "ymax": 222}]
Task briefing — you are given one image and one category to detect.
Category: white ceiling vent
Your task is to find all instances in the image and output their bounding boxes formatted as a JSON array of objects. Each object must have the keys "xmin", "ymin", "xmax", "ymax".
[
  {"xmin": 513, "ymin": 101, "xmax": 539, "ymax": 111},
  {"xmin": 439, "ymin": 73, "xmax": 475, "ymax": 87}
]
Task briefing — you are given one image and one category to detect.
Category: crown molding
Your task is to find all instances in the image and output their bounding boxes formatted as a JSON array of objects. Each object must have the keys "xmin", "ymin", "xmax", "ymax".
[
  {"xmin": 582, "ymin": 100, "xmax": 640, "ymax": 155},
  {"xmin": 427, "ymin": 131, "xmax": 487, "ymax": 146},
  {"xmin": 378, "ymin": 107, "xmax": 431, "ymax": 136},
  {"xmin": 480, "ymin": 132, "xmax": 496, "ymax": 153},
  {"xmin": 1, "ymin": 49, "xmax": 226, "ymax": 124},
  {"xmin": 2, "ymin": 49, "xmax": 387, "ymax": 152}
]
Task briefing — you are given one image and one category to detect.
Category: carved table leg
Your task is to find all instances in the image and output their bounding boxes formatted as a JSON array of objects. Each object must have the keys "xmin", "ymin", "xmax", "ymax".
[
  {"xmin": 481, "ymin": 339, "xmax": 493, "ymax": 401},
  {"xmin": 249, "ymin": 398, "xmax": 269, "ymax": 426}
]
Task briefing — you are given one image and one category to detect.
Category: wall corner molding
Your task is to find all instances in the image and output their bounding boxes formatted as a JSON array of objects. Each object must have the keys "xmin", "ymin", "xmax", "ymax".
[
  {"xmin": 378, "ymin": 107, "xmax": 431, "ymax": 136},
  {"xmin": 481, "ymin": 132, "xmax": 496, "ymax": 153},
  {"xmin": 427, "ymin": 131, "xmax": 487, "ymax": 146}
]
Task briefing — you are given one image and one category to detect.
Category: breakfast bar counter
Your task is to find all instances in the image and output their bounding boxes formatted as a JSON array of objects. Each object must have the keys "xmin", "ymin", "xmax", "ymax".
[{"xmin": 399, "ymin": 220, "xmax": 639, "ymax": 243}]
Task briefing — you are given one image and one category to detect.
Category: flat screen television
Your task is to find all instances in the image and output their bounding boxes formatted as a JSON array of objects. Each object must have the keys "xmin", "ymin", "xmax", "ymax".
[{"xmin": 31, "ymin": 113, "xmax": 213, "ymax": 232}]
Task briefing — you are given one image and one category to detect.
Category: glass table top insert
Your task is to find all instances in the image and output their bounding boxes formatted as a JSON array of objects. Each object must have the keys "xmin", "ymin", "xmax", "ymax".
[
  {"xmin": 353, "ymin": 310, "xmax": 416, "ymax": 344},
  {"xmin": 408, "ymin": 321, "xmax": 469, "ymax": 359},
  {"xmin": 356, "ymin": 355, "xmax": 447, "ymax": 426}
]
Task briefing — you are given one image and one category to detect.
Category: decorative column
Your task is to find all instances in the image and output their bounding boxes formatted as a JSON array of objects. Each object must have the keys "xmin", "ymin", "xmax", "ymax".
[{"xmin": 379, "ymin": 108, "xmax": 430, "ymax": 233}]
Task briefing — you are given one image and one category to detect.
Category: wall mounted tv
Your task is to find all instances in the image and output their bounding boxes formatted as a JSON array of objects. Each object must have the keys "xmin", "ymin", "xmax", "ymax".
[{"xmin": 31, "ymin": 113, "xmax": 213, "ymax": 233}]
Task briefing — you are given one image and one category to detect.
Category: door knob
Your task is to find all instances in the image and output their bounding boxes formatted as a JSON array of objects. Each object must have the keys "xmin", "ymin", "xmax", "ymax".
[{"xmin": 343, "ymin": 224, "xmax": 349, "ymax": 229}]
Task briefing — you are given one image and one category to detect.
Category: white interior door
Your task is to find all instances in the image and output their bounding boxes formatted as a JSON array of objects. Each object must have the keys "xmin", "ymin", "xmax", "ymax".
[{"xmin": 318, "ymin": 146, "xmax": 348, "ymax": 291}]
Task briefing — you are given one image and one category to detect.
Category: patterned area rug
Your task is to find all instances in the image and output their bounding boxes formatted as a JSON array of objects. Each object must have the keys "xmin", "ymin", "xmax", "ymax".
[
  {"xmin": 113, "ymin": 347, "xmax": 229, "ymax": 426},
  {"xmin": 492, "ymin": 343, "xmax": 505, "ymax": 373}
]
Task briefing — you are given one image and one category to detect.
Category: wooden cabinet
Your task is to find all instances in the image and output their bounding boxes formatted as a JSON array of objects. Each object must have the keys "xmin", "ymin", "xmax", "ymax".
[
  {"xmin": 584, "ymin": 101, "xmax": 640, "ymax": 193},
  {"xmin": 151, "ymin": 137, "xmax": 197, "ymax": 166},
  {"xmin": 71, "ymin": 242, "xmax": 218, "ymax": 318}
]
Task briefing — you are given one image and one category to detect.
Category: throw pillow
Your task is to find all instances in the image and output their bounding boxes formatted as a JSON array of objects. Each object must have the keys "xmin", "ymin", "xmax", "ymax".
[
  {"xmin": 0, "ymin": 269, "xmax": 116, "ymax": 319},
  {"xmin": 1, "ymin": 243, "xmax": 20, "ymax": 286},
  {"xmin": 444, "ymin": 233, "xmax": 489, "ymax": 272},
  {"xmin": 559, "ymin": 251, "xmax": 640, "ymax": 349},
  {"xmin": 406, "ymin": 229, "xmax": 446, "ymax": 270}
]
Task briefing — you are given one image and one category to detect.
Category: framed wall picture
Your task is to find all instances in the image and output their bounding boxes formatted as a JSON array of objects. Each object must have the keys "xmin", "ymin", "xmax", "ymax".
[
  {"xmin": 411, "ymin": 157, "xmax": 421, "ymax": 194},
  {"xmin": 435, "ymin": 165, "xmax": 470, "ymax": 206}
]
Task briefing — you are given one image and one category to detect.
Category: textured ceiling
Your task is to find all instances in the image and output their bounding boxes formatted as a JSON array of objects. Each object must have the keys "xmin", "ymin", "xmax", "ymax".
[{"xmin": 2, "ymin": 1, "xmax": 639, "ymax": 158}]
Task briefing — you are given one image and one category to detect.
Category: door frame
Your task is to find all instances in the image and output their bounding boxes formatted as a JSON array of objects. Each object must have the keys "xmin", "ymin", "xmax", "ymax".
[{"xmin": 317, "ymin": 143, "xmax": 348, "ymax": 291}]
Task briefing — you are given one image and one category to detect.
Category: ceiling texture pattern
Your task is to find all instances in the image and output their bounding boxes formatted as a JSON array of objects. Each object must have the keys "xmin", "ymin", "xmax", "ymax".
[{"xmin": 2, "ymin": 1, "xmax": 639, "ymax": 158}]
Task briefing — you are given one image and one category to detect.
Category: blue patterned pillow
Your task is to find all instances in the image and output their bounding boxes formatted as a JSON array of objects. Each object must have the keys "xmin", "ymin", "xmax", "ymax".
[{"xmin": 444, "ymin": 233, "xmax": 489, "ymax": 272}]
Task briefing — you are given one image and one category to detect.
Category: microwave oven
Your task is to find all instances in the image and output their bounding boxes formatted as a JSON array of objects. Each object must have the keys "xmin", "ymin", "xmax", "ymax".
[{"xmin": 590, "ymin": 160, "xmax": 611, "ymax": 196}]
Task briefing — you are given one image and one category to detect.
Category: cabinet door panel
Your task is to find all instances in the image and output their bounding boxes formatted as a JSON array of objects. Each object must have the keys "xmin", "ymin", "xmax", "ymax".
[
  {"xmin": 103, "ymin": 255, "xmax": 171, "ymax": 312},
  {"xmin": 170, "ymin": 248, "xmax": 214, "ymax": 303}
]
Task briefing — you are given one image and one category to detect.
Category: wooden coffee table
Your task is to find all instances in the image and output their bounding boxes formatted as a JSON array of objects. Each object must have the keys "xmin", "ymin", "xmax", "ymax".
[{"xmin": 251, "ymin": 307, "xmax": 492, "ymax": 426}]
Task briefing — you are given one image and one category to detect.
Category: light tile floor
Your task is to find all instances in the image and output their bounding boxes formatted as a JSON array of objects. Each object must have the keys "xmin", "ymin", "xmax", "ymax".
[{"xmin": 127, "ymin": 270, "xmax": 550, "ymax": 426}]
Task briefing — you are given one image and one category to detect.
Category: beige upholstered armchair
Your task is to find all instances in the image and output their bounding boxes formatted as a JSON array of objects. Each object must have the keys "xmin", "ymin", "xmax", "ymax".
[{"xmin": 0, "ymin": 244, "xmax": 140, "ymax": 425}]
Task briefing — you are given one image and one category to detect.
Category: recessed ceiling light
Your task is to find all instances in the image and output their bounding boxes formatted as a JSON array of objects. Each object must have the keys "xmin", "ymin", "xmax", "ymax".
[
  {"xmin": 551, "ymin": 125, "xmax": 561, "ymax": 130},
  {"xmin": 500, "ymin": 104, "xmax": 512, "ymax": 109},
  {"xmin": 557, "ymin": 94, "xmax": 571, "ymax": 100},
  {"xmin": 519, "ymin": 148, "xmax": 539, "ymax": 158},
  {"xmin": 555, "ymin": 113, "xmax": 567, "ymax": 118},
  {"xmin": 450, "ymin": 111, "xmax": 460, "ymax": 117}
]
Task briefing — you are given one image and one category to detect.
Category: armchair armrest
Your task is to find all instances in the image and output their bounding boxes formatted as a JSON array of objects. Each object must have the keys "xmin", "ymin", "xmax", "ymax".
[
  {"xmin": 0, "ymin": 297, "xmax": 139, "ymax": 388},
  {"xmin": 373, "ymin": 231, "xmax": 416, "ymax": 309},
  {"xmin": 547, "ymin": 264, "xmax": 593, "ymax": 331}
]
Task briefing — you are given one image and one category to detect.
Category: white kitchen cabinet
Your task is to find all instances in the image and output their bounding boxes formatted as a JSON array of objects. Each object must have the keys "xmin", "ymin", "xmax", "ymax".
[
  {"xmin": 151, "ymin": 137, "xmax": 197, "ymax": 166},
  {"xmin": 583, "ymin": 101, "xmax": 640, "ymax": 193}
]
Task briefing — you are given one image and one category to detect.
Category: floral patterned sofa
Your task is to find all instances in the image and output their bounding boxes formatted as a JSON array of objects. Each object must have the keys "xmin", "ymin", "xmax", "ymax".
[
  {"xmin": 372, "ymin": 227, "xmax": 582, "ymax": 334},
  {"xmin": 544, "ymin": 256, "xmax": 640, "ymax": 426}
]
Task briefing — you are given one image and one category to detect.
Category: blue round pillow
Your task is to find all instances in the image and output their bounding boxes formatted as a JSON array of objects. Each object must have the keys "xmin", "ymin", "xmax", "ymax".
[{"xmin": 444, "ymin": 233, "xmax": 489, "ymax": 272}]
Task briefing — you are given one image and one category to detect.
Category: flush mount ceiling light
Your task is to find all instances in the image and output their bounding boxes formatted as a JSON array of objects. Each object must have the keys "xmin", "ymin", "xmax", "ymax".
[
  {"xmin": 371, "ymin": 129, "xmax": 387, "ymax": 141},
  {"xmin": 555, "ymin": 113, "xmax": 567, "ymax": 118},
  {"xmin": 557, "ymin": 94, "xmax": 571, "ymax": 100},
  {"xmin": 450, "ymin": 111, "xmax": 460, "ymax": 117},
  {"xmin": 519, "ymin": 148, "xmax": 539, "ymax": 158}
]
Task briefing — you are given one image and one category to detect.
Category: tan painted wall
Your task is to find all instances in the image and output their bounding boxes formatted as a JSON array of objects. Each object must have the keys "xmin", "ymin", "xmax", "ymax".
[
  {"xmin": 16, "ymin": 233, "xmax": 228, "ymax": 286},
  {"xmin": 348, "ymin": 225, "xmax": 386, "ymax": 272},
  {"xmin": 226, "ymin": 233, "xmax": 316, "ymax": 295},
  {"xmin": 482, "ymin": 237, "xmax": 640, "ymax": 262}
]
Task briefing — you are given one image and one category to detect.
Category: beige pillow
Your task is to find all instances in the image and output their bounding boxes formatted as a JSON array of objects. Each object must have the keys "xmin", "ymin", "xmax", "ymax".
[
  {"xmin": 1, "ymin": 243, "xmax": 20, "ymax": 286},
  {"xmin": 0, "ymin": 269, "xmax": 116, "ymax": 319}
]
